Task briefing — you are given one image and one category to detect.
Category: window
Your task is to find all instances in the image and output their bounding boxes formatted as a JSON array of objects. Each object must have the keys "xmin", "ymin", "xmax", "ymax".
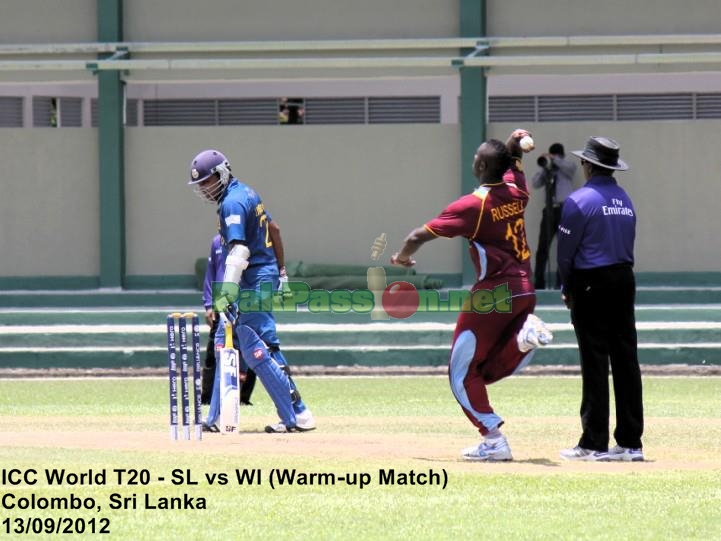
[
  {"xmin": 488, "ymin": 92, "xmax": 721, "ymax": 122},
  {"xmin": 368, "ymin": 96, "xmax": 440, "ymax": 124},
  {"xmin": 0, "ymin": 97, "xmax": 23, "ymax": 127},
  {"xmin": 138, "ymin": 96, "xmax": 442, "ymax": 126},
  {"xmin": 32, "ymin": 97, "xmax": 82, "ymax": 127},
  {"xmin": 91, "ymin": 98, "xmax": 139, "ymax": 127}
]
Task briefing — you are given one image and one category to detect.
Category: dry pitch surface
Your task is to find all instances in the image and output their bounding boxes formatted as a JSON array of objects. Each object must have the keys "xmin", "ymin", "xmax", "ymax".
[{"xmin": 1, "ymin": 412, "xmax": 719, "ymax": 475}]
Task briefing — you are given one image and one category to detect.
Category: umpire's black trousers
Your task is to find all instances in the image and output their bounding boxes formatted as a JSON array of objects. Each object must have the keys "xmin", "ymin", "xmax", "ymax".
[
  {"xmin": 568, "ymin": 263, "xmax": 644, "ymax": 451},
  {"xmin": 202, "ymin": 314, "xmax": 256, "ymax": 405}
]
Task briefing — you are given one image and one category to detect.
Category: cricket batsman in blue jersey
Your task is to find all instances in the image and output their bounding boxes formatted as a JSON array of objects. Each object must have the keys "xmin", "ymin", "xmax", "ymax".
[{"xmin": 188, "ymin": 149, "xmax": 316, "ymax": 433}]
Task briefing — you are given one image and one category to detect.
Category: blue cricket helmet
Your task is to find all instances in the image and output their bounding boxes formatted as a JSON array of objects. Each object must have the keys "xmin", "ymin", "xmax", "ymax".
[
  {"xmin": 188, "ymin": 149, "xmax": 232, "ymax": 203},
  {"xmin": 188, "ymin": 149, "xmax": 231, "ymax": 184}
]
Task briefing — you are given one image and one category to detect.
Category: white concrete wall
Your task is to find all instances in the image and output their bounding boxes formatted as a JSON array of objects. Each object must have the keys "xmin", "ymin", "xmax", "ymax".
[
  {"xmin": 0, "ymin": 130, "xmax": 99, "ymax": 277},
  {"xmin": 124, "ymin": 125, "xmax": 460, "ymax": 276},
  {"xmin": 489, "ymin": 122, "xmax": 721, "ymax": 272},
  {"xmin": 0, "ymin": 0, "xmax": 97, "ymax": 83},
  {"xmin": 0, "ymin": 0, "xmax": 96, "ymax": 43},
  {"xmin": 488, "ymin": 0, "xmax": 721, "ymax": 36},
  {"xmin": 124, "ymin": 0, "xmax": 458, "ymax": 41},
  {"xmin": 4, "ymin": 116, "xmax": 716, "ymax": 278},
  {"xmin": 2, "ymin": 0, "xmax": 721, "ymax": 280}
]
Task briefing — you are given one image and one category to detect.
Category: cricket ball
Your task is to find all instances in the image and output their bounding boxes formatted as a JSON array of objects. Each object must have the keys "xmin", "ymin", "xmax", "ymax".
[{"xmin": 519, "ymin": 136, "xmax": 535, "ymax": 152}]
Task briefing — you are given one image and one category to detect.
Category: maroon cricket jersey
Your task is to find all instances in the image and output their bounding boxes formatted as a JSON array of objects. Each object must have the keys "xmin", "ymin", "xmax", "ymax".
[{"xmin": 425, "ymin": 169, "xmax": 532, "ymax": 282}]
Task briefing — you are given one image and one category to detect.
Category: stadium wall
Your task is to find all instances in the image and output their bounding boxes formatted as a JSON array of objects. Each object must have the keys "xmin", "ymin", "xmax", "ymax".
[
  {"xmin": 1, "ymin": 0, "xmax": 721, "ymax": 287},
  {"xmin": 489, "ymin": 122, "xmax": 721, "ymax": 274},
  {"xmin": 0, "ymin": 130, "xmax": 99, "ymax": 279},
  {"xmin": 124, "ymin": 125, "xmax": 461, "ymax": 277}
]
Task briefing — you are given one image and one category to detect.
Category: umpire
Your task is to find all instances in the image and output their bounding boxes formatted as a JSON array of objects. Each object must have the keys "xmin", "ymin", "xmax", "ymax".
[
  {"xmin": 557, "ymin": 137, "xmax": 644, "ymax": 462},
  {"xmin": 201, "ymin": 234, "xmax": 256, "ymax": 407}
]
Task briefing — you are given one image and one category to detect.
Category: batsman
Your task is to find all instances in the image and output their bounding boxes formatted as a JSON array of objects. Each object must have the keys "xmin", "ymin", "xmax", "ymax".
[{"xmin": 187, "ymin": 149, "xmax": 316, "ymax": 433}]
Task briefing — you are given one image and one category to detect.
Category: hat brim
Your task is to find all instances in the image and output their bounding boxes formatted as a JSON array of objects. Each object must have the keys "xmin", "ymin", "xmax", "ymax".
[{"xmin": 572, "ymin": 150, "xmax": 629, "ymax": 171}]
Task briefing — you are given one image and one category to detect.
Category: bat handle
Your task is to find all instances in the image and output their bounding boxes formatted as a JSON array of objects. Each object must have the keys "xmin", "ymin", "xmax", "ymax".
[{"xmin": 219, "ymin": 312, "xmax": 234, "ymax": 348}]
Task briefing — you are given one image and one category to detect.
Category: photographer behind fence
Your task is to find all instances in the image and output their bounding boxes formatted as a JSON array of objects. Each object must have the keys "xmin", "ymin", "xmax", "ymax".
[{"xmin": 531, "ymin": 142, "xmax": 577, "ymax": 289}]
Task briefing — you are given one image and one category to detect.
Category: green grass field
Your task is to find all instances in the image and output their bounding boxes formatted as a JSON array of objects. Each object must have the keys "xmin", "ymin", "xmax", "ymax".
[{"xmin": 0, "ymin": 376, "xmax": 719, "ymax": 540}]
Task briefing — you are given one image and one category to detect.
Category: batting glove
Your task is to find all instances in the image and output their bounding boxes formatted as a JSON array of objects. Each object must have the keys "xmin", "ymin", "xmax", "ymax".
[
  {"xmin": 224, "ymin": 303, "xmax": 239, "ymax": 324},
  {"xmin": 213, "ymin": 285, "xmax": 237, "ymax": 315},
  {"xmin": 214, "ymin": 294, "xmax": 231, "ymax": 314},
  {"xmin": 278, "ymin": 266, "xmax": 293, "ymax": 300},
  {"xmin": 212, "ymin": 282, "xmax": 239, "ymax": 314}
]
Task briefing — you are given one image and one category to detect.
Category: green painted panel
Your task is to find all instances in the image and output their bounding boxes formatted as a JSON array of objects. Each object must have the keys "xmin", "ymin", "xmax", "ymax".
[
  {"xmin": 97, "ymin": 0, "xmax": 125, "ymax": 288},
  {"xmin": 459, "ymin": 0, "xmax": 486, "ymax": 286},
  {"xmin": 0, "ymin": 347, "xmax": 717, "ymax": 369},
  {"xmin": 3, "ymin": 305, "xmax": 721, "ymax": 326}
]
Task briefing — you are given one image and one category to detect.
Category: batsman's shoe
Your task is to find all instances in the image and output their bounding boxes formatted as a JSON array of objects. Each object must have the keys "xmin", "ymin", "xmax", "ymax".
[
  {"xmin": 295, "ymin": 408, "xmax": 316, "ymax": 430},
  {"xmin": 265, "ymin": 408, "xmax": 316, "ymax": 433},
  {"xmin": 461, "ymin": 436, "xmax": 513, "ymax": 462},
  {"xmin": 264, "ymin": 422, "xmax": 315, "ymax": 434},
  {"xmin": 560, "ymin": 446, "xmax": 609, "ymax": 461},
  {"xmin": 517, "ymin": 314, "xmax": 554, "ymax": 353},
  {"xmin": 202, "ymin": 422, "xmax": 220, "ymax": 433},
  {"xmin": 607, "ymin": 445, "xmax": 644, "ymax": 462}
]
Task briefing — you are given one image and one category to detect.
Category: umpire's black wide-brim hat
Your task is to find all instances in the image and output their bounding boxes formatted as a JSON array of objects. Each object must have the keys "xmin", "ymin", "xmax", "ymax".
[{"xmin": 572, "ymin": 136, "xmax": 629, "ymax": 171}]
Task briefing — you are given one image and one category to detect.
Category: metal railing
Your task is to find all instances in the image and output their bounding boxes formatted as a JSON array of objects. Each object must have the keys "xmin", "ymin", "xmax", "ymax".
[{"xmin": 0, "ymin": 34, "xmax": 720, "ymax": 72}]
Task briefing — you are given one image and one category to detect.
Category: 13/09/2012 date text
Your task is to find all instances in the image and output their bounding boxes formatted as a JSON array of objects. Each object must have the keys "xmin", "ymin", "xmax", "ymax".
[{"xmin": 2, "ymin": 517, "xmax": 110, "ymax": 535}]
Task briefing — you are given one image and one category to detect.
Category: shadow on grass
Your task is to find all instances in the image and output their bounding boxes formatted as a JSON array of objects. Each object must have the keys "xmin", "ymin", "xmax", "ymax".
[
  {"xmin": 513, "ymin": 458, "xmax": 559, "ymax": 467},
  {"xmin": 413, "ymin": 456, "xmax": 560, "ymax": 467}
]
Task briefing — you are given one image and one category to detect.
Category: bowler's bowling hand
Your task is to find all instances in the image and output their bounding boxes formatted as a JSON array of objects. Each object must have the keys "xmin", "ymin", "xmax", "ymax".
[{"xmin": 390, "ymin": 252, "xmax": 416, "ymax": 268}]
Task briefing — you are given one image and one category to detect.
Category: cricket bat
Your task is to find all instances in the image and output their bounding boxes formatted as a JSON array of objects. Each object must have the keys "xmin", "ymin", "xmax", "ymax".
[{"xmin": 218, "ymin": 316, "xmax": 240, "ymax": 434}]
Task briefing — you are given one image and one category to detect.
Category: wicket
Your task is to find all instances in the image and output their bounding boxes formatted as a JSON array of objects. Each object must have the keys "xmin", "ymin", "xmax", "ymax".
[{"xmin": 166, "ymin": 312, "xmax": 202, "ymax": 441}]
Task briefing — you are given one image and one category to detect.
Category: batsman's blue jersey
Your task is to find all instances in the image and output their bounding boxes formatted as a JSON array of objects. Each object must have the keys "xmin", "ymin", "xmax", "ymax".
[
  {"xmin": 216, "ymin": 177, "xmax": 280, "ymax": 349},
  {"xmin": 217, "ymin": 178, "xmax": 276, "ymax": 268}
]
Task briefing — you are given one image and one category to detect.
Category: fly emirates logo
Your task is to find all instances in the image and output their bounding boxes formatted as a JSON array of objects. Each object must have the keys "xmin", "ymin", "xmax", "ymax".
[{"xmin": 602, "ymin": 198, "xmax": 634, "ymax": 217}]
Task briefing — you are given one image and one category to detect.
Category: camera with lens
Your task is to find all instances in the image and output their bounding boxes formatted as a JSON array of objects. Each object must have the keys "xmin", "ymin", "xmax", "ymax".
[{"xmin": 537, "ymin": 155, "xmax": 557, "ymax": 171}]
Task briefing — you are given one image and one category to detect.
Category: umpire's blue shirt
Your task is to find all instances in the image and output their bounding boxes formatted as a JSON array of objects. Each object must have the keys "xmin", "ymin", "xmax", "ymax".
[
  {"xmin": 557, "ymin": 175, "xmax": 636, "ymax": 289},
  {"xmin": 202, "ymin": 234, "xmax": 225, "ymax": 310}
]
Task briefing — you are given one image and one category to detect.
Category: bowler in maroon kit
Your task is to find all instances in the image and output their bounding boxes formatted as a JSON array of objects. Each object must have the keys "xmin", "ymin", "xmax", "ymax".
[{"xmin": 391, "ymin": 129, "xmax": 553, "ymax": 461}]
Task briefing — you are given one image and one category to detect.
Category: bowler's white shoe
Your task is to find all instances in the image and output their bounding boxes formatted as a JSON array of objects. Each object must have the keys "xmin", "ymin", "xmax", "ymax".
[
  {"xmin": 517, "ymin": 314, "xmax": 553, "ymax": 353},
  {"xmin": 461, "ymin": 436, "xmax": 513, "ymax": 462}
]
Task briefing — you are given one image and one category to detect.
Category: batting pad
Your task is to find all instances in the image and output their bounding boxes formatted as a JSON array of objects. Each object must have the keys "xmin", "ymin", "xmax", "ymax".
[
  {"xmin": 270, "ymin": 349, "xmax": 308, "ymax": 415},
  {"xmin": 238, "ymin": 325, "xmax": 296, "ymax": 426}
]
